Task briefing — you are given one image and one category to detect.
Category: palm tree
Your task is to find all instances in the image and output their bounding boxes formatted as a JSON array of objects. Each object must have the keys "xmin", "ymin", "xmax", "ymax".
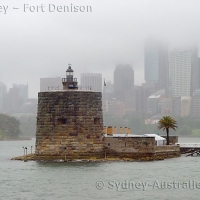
[{"xmin": 157, "ymin": 116, "xmax": 178, "ymax": 145}]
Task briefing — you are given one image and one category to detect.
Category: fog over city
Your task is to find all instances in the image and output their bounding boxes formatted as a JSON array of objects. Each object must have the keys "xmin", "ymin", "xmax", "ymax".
[{"xmin": 0, "ymin": 0, "xmax": 200, "ymax": 98}]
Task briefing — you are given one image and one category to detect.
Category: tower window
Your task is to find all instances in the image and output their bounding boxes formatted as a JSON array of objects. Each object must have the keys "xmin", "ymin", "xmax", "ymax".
[
  {"xmin": 94, "ymin": 118, "xmax": 100, "ymax": 124},
  {"xmin": 58, "ymin": 118, "xmax": 67, "ymax": 124}
]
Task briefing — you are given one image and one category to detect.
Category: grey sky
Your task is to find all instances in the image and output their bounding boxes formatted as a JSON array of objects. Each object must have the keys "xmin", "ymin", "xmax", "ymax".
[{"xmin": 0, "ymin": 0, "xmax": 200, "ymax": 98}]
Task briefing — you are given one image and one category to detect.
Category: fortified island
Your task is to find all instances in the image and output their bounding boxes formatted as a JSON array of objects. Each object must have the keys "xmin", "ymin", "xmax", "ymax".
[{"xmin": 12, "ymin": 65, "xmax": 180, "ymax": 162}]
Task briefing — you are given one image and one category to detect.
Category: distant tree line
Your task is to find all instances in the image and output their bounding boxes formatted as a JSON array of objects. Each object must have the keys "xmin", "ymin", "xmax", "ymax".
[
  {"xmin": 0, "ymin": 114, "xmax": 21, "ymax": 138},
  {"xmin": 104, "ymin": 114, "xmax": 200, "ymax": 136}
]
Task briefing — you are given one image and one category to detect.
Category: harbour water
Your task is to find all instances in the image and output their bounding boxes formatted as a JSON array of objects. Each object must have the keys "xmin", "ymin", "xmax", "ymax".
[{"xmin": 1, "ymin": 138, "xmax": 200, "ymax": 200}]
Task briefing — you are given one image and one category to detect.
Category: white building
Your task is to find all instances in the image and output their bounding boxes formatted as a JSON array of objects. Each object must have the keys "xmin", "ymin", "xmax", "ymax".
[
  {"xmin": 144, "ymin": 134, "xmax": 166, "ymax": 146},
  {"xmin": 169, "ymin": 51, "xmax": 191, "ymax": 97},
  {"xmin": 80, "ymin": 73, "xmax": 102, "ymax": 92}
]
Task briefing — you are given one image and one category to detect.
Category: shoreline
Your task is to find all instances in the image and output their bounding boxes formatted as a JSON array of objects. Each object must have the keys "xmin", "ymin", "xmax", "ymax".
[{"xmin": 11, "ymin": 154, "xmax": 179, "ymax": 162}]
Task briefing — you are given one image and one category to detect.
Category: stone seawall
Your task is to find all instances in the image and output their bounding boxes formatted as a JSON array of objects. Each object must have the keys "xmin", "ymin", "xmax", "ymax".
[
  {"xmin": 155, "ymin": 145, "xmax": 180, "ymax": 158},
  {"xmin": 12, "ymin": 143, "xmax": 180, "ymax": 162},
  {"xmin": 104, "ymin": 137, "xmax": 180, "ymax": 160},
  {"xmin": 104, "ymin": 137, "xmax": 155, "ymax": 153}
]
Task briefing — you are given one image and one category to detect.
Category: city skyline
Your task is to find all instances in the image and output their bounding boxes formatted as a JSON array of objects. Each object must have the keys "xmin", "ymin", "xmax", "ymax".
[
  {"xmin": 1, "ymin": 41, "xmax": 199, "ymax": 98},
  {"xmin": 1, "ymin": 42, "xmax": 200, "ymax": 119}
]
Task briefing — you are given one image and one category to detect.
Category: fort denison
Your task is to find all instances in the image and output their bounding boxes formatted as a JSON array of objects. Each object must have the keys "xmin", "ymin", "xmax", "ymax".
[{"xmin": 34, "ymin": 64, "xmax": 180, "ymax": 161}]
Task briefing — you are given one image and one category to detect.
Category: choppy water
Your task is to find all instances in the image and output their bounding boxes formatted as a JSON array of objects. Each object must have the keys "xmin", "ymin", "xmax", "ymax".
[{"xmin": 1, "ymin": 138, "xmax": 200, "ymax": 200}]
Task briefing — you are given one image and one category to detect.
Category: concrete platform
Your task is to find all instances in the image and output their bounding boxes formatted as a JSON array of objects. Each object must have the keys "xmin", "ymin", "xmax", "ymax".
[
  {"xmin": 176, "ymin": 143, "xmax": 200, "ymax": 148},
  {"xmin": 176, "ymin": 143, "xmax": 200, "ymax": 153}
]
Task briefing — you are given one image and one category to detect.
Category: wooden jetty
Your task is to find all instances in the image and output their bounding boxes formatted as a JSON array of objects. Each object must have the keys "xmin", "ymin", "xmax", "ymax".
[
  {"xmin": 185, "ymin": 149, "xmax": 200, "ymax": 157},
  {"xmin": 176, "ymin": 143, "xmax": 200, "ymax": 156}
]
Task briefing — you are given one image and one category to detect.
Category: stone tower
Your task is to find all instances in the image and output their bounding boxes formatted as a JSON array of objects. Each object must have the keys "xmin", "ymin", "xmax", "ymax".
[{"xmin": 35, "ymin": 65, "xmax": 104, "ymax": 160}]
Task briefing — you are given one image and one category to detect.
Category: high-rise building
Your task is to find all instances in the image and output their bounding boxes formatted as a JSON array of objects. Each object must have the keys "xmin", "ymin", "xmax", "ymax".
[
  {"xmin": 170, "ymin": 46, "xmax": 199, "ymax": 97},
  {"xmin": 197, "ymin": 57, "xmax": 200, "ymax": 90},
  {"xmin": 16, "ymin": 84, "xmax": 28, "ymax": 103},
  {"xmin": 40, "ymin": 77, "xmax": 62, "ymax": 92},
  {"xmin": 0, "ymin": 82, "xmax": 7, "ymax": 112},
  {"xmin": 132, "ymin": 86, "xmax": 145, "ymax": 118},
  {"xmin": 192, "ymin": 89, "xmax": 200, "ymax": 118},
  {"xmin": 169, "ymin": 51, "xmax": 192, "ymax": 97},
  {"xmin": 80, "ymin": 73, "xmax": 102, "ymax": 92},
  {"xmin": 114, "ymin": 64, "xmax": 134, "ymax": 101},
  {"xmin": 124, "ymin": 88, "xmax": 135, "ymax": 115},
  {"xmin": 2, "ymin": 84, "xmax": 29, "ymax": 114},
  {"xmin": 105, "ymin": 98, "xmax": 125, "ymax": 118},
  {"xmin": 144, "ymin": 39, "xmax": 169, "ymax": 96},
  {"xmin": 190, "ymin": 47, "xmax": 198, "ymax": 95},
  {"xmin": 172, "ymin": 96, "xmax": 191, "ymax": 117},
  {"xmin": 146, "ymin": 89, "xmax": 165, "ymax": 116}
]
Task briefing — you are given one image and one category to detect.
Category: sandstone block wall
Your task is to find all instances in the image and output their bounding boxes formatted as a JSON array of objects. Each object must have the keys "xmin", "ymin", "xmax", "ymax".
[
  {"xmin": 104, "ymin": 137, "xmax": 180, "ymax": 159},
  {"xmin": 155, "ymin": 145, "xmax": 180, "ymax": 157},
  {"xmin": 104, "ymin": 137, "xmax": 155, "ymax": 153},
  {"xmin": 35, "ymin": 90, "xmax": 104, "ymax": 159},
  {"xmin": 155, "ymin": 145, "xmax": 180, "ymax": 152},
  {"xmin": 104, "ymin": 137, "xmax": 156, "ymax": 159}
]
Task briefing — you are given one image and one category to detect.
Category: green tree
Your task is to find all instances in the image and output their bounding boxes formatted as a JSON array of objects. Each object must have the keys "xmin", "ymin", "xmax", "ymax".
[
  {"xmin": 0, "ymin": 114, "xmax": 21, "ymax": 138},
  {"xmin": 157, "ymin": 116, "xmax": 178, "ymax": 145}
]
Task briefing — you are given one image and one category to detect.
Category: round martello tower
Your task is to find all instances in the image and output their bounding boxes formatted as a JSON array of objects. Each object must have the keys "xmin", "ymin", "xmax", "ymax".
[{"xmin": 35, "ymin": 64, "xmax": 104, "ymax": 159}]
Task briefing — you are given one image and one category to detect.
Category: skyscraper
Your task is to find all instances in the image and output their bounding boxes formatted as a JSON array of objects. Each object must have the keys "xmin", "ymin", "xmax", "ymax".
[
  {"xmin": 16, "ymin": 84, "xmax": 28, "ymax": 103},
  {"xmin": 3, "ymin": 84, "xmax": 30, "ymax": 114},
  {"xmin": 144, "ymin": 39, "xmax": 169, "ymax": 96},
  {"xmin": 169, "ymin": 46, "xmax": 199, "ymax": 97},
  {"xmin": 169, "ymin": 50, "xmax": 192, "ymax": 97},
  {"xmin": 114, "ymin": 64, "xmax": 134, "ymax": 101},
  {"xmin": 198, "ymin": 57, "xmax": 200, "ymax": 89},
  {"xmin": 0, "ymin": 82, "xmax": 7, "ymax": 112},
  {"xmin": 190, "ymin": 47, "xmax": 199, "ymax": 94},
  {"xmin": 191, "ymin": 89, "xmax": 200, "ymax": 118},
  {"xmin": 80, "ymin": 73, "xmax": 102, "ymax": 92}
]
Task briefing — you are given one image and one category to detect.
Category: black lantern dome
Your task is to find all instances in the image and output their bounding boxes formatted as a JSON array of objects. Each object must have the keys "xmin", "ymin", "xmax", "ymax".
[
  {"xmin": 62, "ymin": 63, "xmax": 78, "ymax": 90},
  {"xmin": 66, "ymin": 64, "xmax": 74, "ymax": 81}
]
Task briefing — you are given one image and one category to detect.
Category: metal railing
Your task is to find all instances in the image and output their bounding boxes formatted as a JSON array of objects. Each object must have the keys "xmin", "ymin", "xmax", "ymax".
[{"xmin": 62, "ymin": 78, "xmax": 77, "ymax": 82}]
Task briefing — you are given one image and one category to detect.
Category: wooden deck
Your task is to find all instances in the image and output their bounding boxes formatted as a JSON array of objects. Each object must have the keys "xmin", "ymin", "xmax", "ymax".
[{"xmin": 176, "ymin": 143, "xmax": 200, "ymax": 156}]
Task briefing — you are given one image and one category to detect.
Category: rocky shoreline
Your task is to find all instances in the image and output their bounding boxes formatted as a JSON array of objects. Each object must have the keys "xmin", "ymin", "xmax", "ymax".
[{"xmin": 11, "ymin": 153, "xmax": 179, "ymax": 162}]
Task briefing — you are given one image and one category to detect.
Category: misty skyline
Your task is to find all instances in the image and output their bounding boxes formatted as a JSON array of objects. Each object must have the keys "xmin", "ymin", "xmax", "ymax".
[{"xmin": 1, "ymin": 0, "xmax": 200, "ymax": 98}]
